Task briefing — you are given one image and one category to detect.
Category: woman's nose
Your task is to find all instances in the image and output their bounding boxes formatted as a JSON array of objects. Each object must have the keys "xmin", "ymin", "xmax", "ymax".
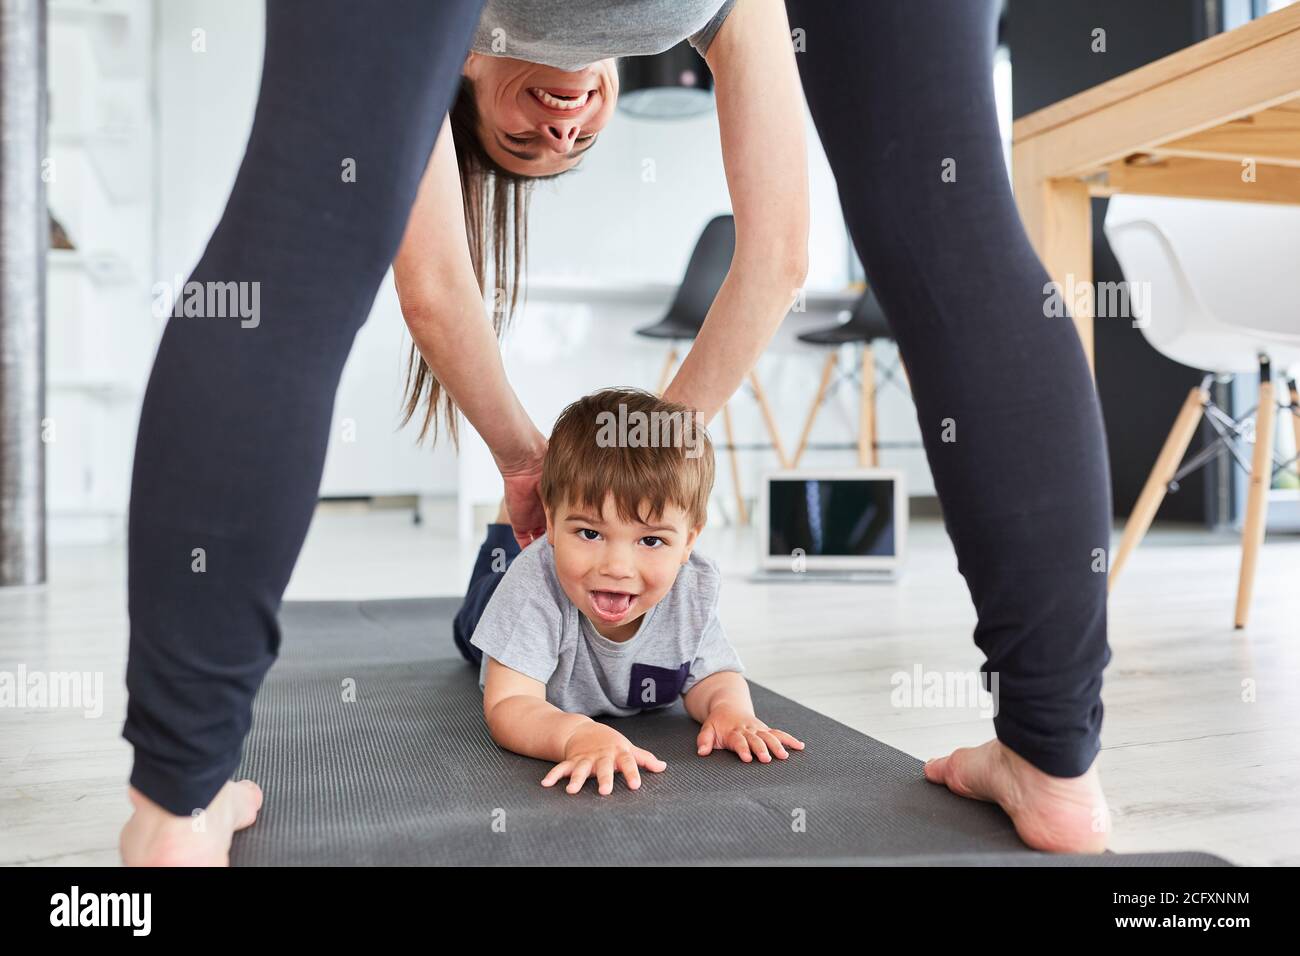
[{"xmin": 540, "ymin": 121, "xmax": 580, "ymax": 153}]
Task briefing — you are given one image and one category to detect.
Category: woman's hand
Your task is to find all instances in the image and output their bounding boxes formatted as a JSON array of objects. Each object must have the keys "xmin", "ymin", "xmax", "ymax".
[
  {"xmin": 541, "ymin": 722, "xmax": 668, "ymax": 795},
  {"xmin": 502, "ymin": 469, "xmax": 545, "ymax": 549},
  {"xmin": 696, "ymin": 702, "xmax": 804, "ymax": 763},
  {"xmin": 499, "ymin": 450, "xmax": 547, "ymax": 550}
]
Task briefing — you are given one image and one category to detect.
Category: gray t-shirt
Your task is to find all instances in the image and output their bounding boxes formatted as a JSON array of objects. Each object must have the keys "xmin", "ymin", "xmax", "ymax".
[
  {"xmin": 471, "ymin": 536, "xmax": 744, "ymax": 717},
  {"xmin": 471, "ymin": 0, "xmax": 737, "ymax": 71}
]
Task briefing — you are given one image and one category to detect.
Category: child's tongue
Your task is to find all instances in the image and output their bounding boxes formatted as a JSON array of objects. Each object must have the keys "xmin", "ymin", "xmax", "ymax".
[{"xmin": 592, "ymin": 590, "xmax": 633, "ymax": 616}]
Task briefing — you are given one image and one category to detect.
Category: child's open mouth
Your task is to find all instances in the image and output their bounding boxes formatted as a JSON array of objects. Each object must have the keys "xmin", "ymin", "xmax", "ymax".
[{"xmin": 589, "ymin": 590, "xmax": 636, "ymax": 622}]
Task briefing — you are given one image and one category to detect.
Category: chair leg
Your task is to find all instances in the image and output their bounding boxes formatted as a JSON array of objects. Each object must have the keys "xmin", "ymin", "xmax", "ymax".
[
  {"xmin": 859, "ymin": 344, "xmax": 877, "ymax": 467},
  {"xmin": 721, "ymin": 402, "xmax": 748, "ymax": 525},
  {"xmin": 1108, "ymin": 382, "xmax": 1209, "ymax": 589},
  {"xmin": 793, "ymin": 352, "xmax": 837, "ymax": 468},
  {"xmin": 654, "ymin": 346, "xmax": 679, "ymax": 397},
  {"xmin": 1289, "ymin": 378, "xmax": 1300, "ymax": 482},
  {"xmin": 1235, "ymin": 360, "xmax": 1276, "ymax": 629},
  {"xmin": 748, "ymin": 371, "xmax": 790, "ymax": 468}
]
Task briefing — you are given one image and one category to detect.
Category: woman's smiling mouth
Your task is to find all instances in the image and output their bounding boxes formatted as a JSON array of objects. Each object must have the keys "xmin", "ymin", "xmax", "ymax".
[{"xmin": 529, "ymin": 87, "xmax": 592, "ymax": 111}]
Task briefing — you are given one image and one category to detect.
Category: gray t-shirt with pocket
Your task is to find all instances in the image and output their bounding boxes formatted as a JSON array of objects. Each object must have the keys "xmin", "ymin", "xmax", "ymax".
[
  {"xmin": 471, "ymin": 0, "xmax": 737, "ymax": 71},
  {"xmin": 471, "ymin": 536, "xmax": 744, "ymax": 717}
]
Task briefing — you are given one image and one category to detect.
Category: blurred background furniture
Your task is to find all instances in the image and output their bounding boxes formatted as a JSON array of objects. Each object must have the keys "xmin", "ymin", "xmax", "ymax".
[
  {"xmin": 636, "ymin": 214, "xmax": 790, "ymax": 523},
  {"xmin": 1105, "ymin": 196, "xmax": 1300, "ymax": 627},
  {"xmin": 790, "ymin": 286, "xmax": 915, "ymax": 469}
]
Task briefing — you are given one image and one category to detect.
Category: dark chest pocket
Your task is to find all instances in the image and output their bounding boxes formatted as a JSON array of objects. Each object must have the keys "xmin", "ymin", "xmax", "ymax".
[{"xmin": 627, "ymin": 662, "xmax": 691, "ymax": 709}]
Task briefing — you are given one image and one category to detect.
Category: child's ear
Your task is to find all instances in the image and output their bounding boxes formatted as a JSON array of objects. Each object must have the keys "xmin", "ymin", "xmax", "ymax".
[
  {"xmin": 544, "ymin": 505, "xmax": 555, "ymax": 541},
  {"xmin": 681, "ymin": 525, "xmax": 702, "ymax": 562}
]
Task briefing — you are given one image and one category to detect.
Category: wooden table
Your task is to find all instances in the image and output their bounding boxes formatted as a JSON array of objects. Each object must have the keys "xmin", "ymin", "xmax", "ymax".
[
  {"xmin": 1012, "ymin": 3, "xmax": 1300, "ymax": 372},
  {"xmin": 1012, "ymin": 3, "xmax": 1300, "ymax": 629}
]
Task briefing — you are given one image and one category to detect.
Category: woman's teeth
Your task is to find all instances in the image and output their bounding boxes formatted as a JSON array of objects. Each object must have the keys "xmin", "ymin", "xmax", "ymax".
[{"xmin": 531, "ymin": 88, "xmax": 590, "ymax": 110}]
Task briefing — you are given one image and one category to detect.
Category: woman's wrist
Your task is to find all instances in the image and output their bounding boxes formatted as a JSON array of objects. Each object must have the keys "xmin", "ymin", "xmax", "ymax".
[{"xmin": 491, "ymin": 414, "xmax": 547, "ymax": 476}]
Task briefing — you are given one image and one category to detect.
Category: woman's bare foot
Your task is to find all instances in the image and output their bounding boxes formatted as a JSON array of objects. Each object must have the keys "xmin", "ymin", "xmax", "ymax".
[
  {"xmin": 119, "ymin": 779, "xmax": 264, "ymax": 867},
  {"xmin": 924, "ymin": 738, "xmax": 1109, "ymax": 853},
  {"xmin": 495, "ymin": 497, "xmax": 510, "ymax": 524}
]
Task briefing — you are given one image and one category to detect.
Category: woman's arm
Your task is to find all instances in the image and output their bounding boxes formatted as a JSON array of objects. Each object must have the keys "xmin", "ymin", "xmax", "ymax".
[
  {"xmin": 392, "ymin": 115, "xmax": 548, "ymax": 478},
  {"xmin": 662, "ymin": 0, "xmax": 810, "ymax": 422}
]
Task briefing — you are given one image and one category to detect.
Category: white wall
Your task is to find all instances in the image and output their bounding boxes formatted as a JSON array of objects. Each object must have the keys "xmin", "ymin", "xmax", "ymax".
[{"xmin": 46, "ymin": 0, "xmax": 157, "ymax": 544}]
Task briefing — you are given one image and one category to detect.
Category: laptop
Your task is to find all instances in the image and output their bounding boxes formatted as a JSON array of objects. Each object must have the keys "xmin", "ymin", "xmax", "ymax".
[{"xmin": 750, "ymin": 469, "xmax": 907, "ymax": 582}]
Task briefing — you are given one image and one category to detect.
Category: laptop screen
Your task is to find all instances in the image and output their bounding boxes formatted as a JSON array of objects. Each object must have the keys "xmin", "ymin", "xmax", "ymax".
[{"xmin": 767, "ymin": 478, "xmax": 896, "ymax": 558}]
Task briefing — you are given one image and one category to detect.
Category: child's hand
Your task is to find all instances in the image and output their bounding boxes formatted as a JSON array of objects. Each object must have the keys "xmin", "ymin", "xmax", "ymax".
[
  {"xmin": 541, "ymin": 722, "xmax": 667, "ymax": 796},
  {"xmin": 696, "ymin": 702, "xmax": 805, "ymax": 763}
]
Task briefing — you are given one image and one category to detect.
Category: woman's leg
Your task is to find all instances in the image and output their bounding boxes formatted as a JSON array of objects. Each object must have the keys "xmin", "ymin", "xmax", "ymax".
[
  {"xmin": 453, "ymin": 521, "xmax": 522, "ymax": 665},
  {"xmin": 123, "ymin": 0, "xmax": 485, "ymax": 821},
  {"xmin": 785, "ymin": 0, "xmax": 1111, "ymax": 782}
]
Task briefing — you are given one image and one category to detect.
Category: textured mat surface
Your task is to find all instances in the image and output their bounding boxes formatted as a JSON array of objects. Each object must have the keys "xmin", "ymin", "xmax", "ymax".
[{"xmin": 230, "ymin": 598, "xmax": 1230, "ymax": 867}]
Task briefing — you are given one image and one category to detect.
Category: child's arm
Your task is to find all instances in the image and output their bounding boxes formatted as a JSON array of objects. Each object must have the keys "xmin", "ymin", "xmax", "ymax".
[
  {"xmin": 683, "ymin": 670, "xmax": 806, "ymax": 764},
  {"xmin": 682, "ymin": 669, "xmax": 754, "ymax": 722},
  {"xmin": 482, "ymin": 657, "xmax": 669, "ymax": 794},
  {"xmin": 481, "ymin": 657, "xmax": 591, "ymax": 762}
]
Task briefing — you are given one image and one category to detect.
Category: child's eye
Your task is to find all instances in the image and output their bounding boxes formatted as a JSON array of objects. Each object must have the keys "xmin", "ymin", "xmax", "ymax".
[
  {"xmin": 578, "ymin": 528, "xmax": 601, "ymax": 541},
  {"xmin": 640, "ymin": 536, "xmax": 665, "ymax": 548}
]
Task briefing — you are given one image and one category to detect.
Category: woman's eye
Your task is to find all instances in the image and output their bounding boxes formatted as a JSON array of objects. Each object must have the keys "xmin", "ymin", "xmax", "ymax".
[{"xmin": 578, "ymin": 529, "xmax": 600, "ymax": 541}]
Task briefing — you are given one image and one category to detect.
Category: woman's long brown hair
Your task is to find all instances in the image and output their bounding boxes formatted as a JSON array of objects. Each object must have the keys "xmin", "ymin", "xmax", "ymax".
[{"xmin": 400, "ymin": 77, "xmax": 564, "ymax": 448}]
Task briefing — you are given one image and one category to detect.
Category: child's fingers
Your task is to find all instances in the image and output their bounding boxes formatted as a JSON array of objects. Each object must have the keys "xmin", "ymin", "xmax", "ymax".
[
  {"xmin": 595, "ymin": 756, "xmax": 616, "ymax": 796},
  {"xmin": 771, "ymin": 728, "xmax": 805, "ymax": 750},
  {"xmin": 541, "ymin": 761, "xmax": 573, "ymax": 787},
  {"xmin": 757, "ymin": 730, "xmax": 789, "ymax": 759},
  {"xmin": 566, "ymin": 758, "xmax": 594, "ymax": 794},
  {"xmin": 746, "ymin": 731, "xmax": 772, "ymax": 763},
  {"xmin": 728, "ymin": 730, "xmax": 753, "ymax": 763},
  {"xmin": 696, "ymin": 724, "xmax": 718, "ymax": 756},
  {"xmin": 634, "ymin": 747, "xmax": 667, "ymax": 772},
  {"xmin": 616, "ymin": 753, "xmax": 642, "ymax": 790}
]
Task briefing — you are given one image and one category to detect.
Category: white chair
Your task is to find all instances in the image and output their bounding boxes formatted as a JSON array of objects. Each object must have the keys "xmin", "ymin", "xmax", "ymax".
[{"xmin": 1104, "ymin": 196, "xmax": 1300, "ymax": 629}]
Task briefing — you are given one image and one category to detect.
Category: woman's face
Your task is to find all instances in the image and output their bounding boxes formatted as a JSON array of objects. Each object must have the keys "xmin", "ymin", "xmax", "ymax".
[{"xmin": 462, "ymin": 53, "xmax": 619, "ymax": 177}]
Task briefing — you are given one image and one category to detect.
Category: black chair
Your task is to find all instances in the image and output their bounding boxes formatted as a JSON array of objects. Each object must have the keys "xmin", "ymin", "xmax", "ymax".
[
  {"xmin": 791, "ymin": 286, "xmax": 912, "ymax": 468},
  {"xmin": 636, "ymin": 214, "xmax": 789, "ymax": 523}
]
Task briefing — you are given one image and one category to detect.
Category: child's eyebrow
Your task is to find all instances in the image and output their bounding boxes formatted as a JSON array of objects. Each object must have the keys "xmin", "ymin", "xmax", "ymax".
[{"xmin": 564, "ymin": 512, "xmax": 677, "ymax": 534}]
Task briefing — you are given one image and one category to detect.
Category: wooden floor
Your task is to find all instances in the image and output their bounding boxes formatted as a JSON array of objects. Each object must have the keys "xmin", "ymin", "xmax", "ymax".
[{"xmin": 2, "ymin": 500, "xmax": 1297, "ymax": 866}]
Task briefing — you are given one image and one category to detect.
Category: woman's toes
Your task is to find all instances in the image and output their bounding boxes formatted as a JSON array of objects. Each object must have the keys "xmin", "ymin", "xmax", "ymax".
[{"xmin": 923, "ymin": 755, "xmax": 948, "ymax": 783}]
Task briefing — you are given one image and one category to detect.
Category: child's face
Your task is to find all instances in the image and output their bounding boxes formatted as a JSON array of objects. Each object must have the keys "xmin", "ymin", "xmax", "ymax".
[{"xmin": 545, "ymin": 492, "xmax": 701, "ymax": 642}]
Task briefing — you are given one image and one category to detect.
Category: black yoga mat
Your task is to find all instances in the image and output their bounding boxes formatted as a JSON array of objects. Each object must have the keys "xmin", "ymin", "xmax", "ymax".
[{"xmin": 229, "ymin": 597, "xmax": 1229, "ymax": 866}]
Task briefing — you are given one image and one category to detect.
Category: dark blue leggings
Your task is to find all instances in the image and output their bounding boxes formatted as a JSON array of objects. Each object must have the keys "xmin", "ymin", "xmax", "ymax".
[
  {"xmin": 124, "ymin": 0, "xmax": 1109, "ymax": 817},
  {"xmin": 452, "ymin": 525, "xmax": 522, "ymax": 666}
]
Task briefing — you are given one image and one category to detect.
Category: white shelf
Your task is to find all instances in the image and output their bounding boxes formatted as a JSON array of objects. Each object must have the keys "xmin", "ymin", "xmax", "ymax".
[{"xmin": 48, "ymin": 248, "xmax": 135, "ymax": 286}]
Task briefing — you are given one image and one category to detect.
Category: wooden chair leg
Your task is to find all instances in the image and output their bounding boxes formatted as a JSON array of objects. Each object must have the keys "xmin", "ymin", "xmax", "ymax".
[
  {"xmin": 793, "ymin": 352, "xmax": 837, "ymax": 469},
  {"xmin": 1108, "ymin": 383, "xmax": 1209, "ymax": 589},
  {"xmin": 1235, "ymin": 367, "xmax": 1276, "ymax": 629},
  {"xmin": 859, "ymin": 344, "xmax": 877, "ymax": 467},
  {"xmin": 1289, "ymin": 378, "xmax": 1300, "ymax": 482},
  {"xmin": 654, "ymin": 346, "xmax": 679, "ymax": 397},
  {"xmin": 721, "ymin": 402, "xmax": 748, "ymax": 525},
  {"xmin": 748, "ymin": 371, "xmax": 790, "ymax": 468}
]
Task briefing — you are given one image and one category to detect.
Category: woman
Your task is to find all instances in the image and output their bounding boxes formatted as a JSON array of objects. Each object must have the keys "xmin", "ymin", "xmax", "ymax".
[
  {"xmin": 121, "ymin": 0, "xmax": 1111, "ymax": 866},
  {"xmin": 391, "ymin": 0, "xmax": 809, "ymax": 552}
]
